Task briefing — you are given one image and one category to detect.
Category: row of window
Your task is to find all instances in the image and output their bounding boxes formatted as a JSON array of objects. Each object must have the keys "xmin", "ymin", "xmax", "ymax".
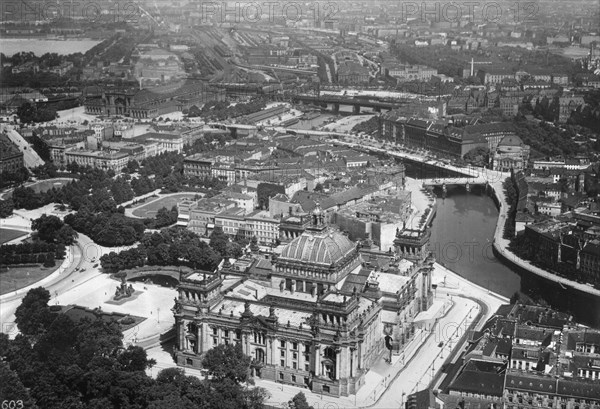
[
  {"xmin": 278, "ymin": 372, "xmax": 310, "ymax": 386},
  {"xmin": 508, "ymin": 392, "xmax": 599, "ymax": 406}
]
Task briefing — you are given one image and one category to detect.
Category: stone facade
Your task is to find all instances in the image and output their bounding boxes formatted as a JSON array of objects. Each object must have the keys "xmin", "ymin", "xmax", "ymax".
[{"xmin": 172, "ymin": 208, "xmax": 434, "ymax": 397}]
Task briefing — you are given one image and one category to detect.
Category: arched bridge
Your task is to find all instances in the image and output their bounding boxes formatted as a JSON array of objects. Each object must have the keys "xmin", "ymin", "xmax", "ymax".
[
  {"xmin": 421, "ymin": 177, "xmax": 488, "ymax": 193},
  {"xmin": 290, "ymin": 94, "xmax": 407, "ymax": 113},
  {"xmin": 421, "ymin": 177, "xmax": 488, "ymax": 186}
]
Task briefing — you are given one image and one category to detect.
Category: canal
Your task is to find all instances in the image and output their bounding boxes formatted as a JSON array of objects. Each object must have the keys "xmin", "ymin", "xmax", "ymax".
[
  {"xmin": 426, "ymin": 183, "xmax": 600, "ymax": 328},
  {"xmin": 429, "ymin": 185, "xmax": 521, "ymax": 298},
  {"xmin": 402, "ymin": 158, "xmax": 600, "ymax": 327}
]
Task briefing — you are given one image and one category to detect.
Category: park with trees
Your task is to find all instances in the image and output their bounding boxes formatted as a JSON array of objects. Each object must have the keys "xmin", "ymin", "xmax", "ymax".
[{"xmin": 0, "ymin": 287, "xmax": 273, "ymax": 409}]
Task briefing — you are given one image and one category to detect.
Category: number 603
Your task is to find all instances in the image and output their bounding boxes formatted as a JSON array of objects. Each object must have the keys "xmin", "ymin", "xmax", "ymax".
[{"xmin": 2, "ymin": 401, "xmax": 24, "ymax": 409}]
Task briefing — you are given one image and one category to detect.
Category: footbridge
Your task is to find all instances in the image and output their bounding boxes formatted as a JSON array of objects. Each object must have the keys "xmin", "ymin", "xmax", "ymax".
[{"xmin": 421, "ymin": 176, "xmax": 488, "ymax": 193}]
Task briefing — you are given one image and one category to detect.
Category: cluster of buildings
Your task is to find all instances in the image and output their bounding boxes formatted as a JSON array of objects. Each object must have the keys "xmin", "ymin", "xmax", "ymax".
[
  {"xmin": 505, "ymin": 157, "xmax": 600, "ymax": 285},
  {"xmin": 84, "ymin": 80, "xmax": 225, "ymax": 119},
  {"xmin": 180, "ymin": 133, "xmax": 426, "ymax": 253},
  {"xmin": 237, "ymin": 33, "xmax": 318, "ymax": 72},
  {"xmin": 520, "ymin": 212, "xmax": 600, "ymax": 285},
  {"xmin": 443, "ymin": 82, "xmax": 588, "ymax": 123},
  {"xmin": 10, "ymin": 60, "xmax": 74, "ymax": 76},
  {"xmin": 512, "ymin": 159, "xmax": 595, "ymax": 224},
  {"xmin": 334, "ymin": 51, "xmax": 373, "ymax": 85},
  {"xmin": 132, "ymin": 45, "xmax": 187, "ymax": 83},
  {"xmin": 49, "ymin": 130, "xmax": 186, "ymax": 172},
  {"xmin": 477, "ymin": 68, "xmax": 570, "ymax": 87},
  {"xmin": 26, "ymin": 119, "xmax": 220, "ymax": 173},
  {"xmin": 381, "ymin": 112, "xmax": 531, "ymax": 170},
  {"xmin": 381, "ymin": 63, "xmax": 438, "ymax": 82},
  {"xmin": 429, "ymin": 303, "xmax": 600, "ymax": 408}
]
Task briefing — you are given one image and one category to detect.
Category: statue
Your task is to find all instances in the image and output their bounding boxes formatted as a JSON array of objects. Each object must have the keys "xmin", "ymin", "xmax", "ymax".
[
  {"xmin": 113, "ymin": 276, "xmax": 134, "ymax": 301},
  {"xmin": 269, "ymin": 304, "xmax": 276, "ymax": 318},
  {"xmin": 173, "ymin": 297, "xmax": 182, "ymax": 314},
  {"xmin": 243, "ymin": 300, "xmax": 252, "ymax": 316}
]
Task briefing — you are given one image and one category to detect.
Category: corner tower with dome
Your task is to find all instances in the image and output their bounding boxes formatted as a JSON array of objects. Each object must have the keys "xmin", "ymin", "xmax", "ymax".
[{"xmin": 172, "ymin": 206, "xmax": 434, "ymax": 397}]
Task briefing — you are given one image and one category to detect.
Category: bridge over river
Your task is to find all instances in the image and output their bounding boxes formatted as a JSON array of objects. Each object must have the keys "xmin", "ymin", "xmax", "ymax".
[
  {"xmin": 290, "ymin": 94, "xmax": 407, "ymax": 113},
  {"xmin": 421, "ymin": 176, "xmax": 489, "ymax": 192}
]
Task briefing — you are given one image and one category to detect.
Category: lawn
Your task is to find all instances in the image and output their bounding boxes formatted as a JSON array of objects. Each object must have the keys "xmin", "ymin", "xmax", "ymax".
[
  {"xmin": 131, "ymin": 193, "xmax": 200, "ymax": 218},
  {"xmin": 0, "ymin": 264, "xmax": 59, "ymax": 295},
  {"xmin": 0, "ymin": 228, "xmax": 28, "ymax": 244},
  {"xmin": 28, "ymin": 178, "xmax": 74, "ymax": 194},
  {"xmin": 3, "ymin": 178, "xmax": 76, "ymax": 199}
]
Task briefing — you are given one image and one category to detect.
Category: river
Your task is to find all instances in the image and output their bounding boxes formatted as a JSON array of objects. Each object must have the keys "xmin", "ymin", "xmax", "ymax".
[
  {"xmin": 429, "ymin": 185, "xmax": 521, "ymax": 297},
  {"xmin": 427, "ymin": 184, "xmax": 600, "ymax": 328},
  {"xmin": 1, "ymin": 38, "xmax": 101, "ymax": 56}
]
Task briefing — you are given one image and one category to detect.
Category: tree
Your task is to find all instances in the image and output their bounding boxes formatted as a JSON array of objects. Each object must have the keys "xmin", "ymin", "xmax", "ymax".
[
  {"xmin": 0, "ymin": 361, "xmax": 39, "ymax": 408},
  {"xmin": 245, "ymin": 386, "xmax": 271, "ymax": 409},
  {"xmin": 225, "ymin": 242, "xmax": 243, "ymax": 259},
  {"xmin": 463, "ymin": 147, "xmax": 490, "ymax": 167},
  {"xmin": 209, "ymin": 226, "xmax": 229, "ymax": 258},
  {"xmin": 55, "ymin": 225, "xmax": 78, "ymax": 246},
  {"xmin": 154, "ymin": 206, "xmax": 177, "ymax": 228},
  {"xmin": 250, "ymin": 236, "xmax": 259, "ymax": 252},
  {"xmin": 16, "ymin": 101, "xmax": 37, "ymax": 124},
  {"xmin": 257, "ymin": 183, "xmax": 285, "ymax": 210},
  {"xmin": 16, "ymin": 102, "xmax": 57, "ymax": 124},
  {"xmin": 290, "ymin": 392, "xmax": 313, "ymax": 409},
  {"xmin": 201, "ymin": 344, "xmax": 251, "ymax": 383},
  {"xmin": 0, "ymin": 198, "xmax": 14, "ymax": 218},
  {"xmin": 125, "ymin": 159, "xmax": 139, "ymax": 174},
  {"xmin": 14, "ymin": 287, "xmax": 55, "ymax": 338},
  {"xmin": 233, "ymin": 231, "xmax": 249, "ymax": 247},
  {"xmin": 117, "ymin": 345, "xmax": 156, "ymax": 372},
  {"xmin": 32, "ymin": 214, "xmax": 64, "ymax": 243}
]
